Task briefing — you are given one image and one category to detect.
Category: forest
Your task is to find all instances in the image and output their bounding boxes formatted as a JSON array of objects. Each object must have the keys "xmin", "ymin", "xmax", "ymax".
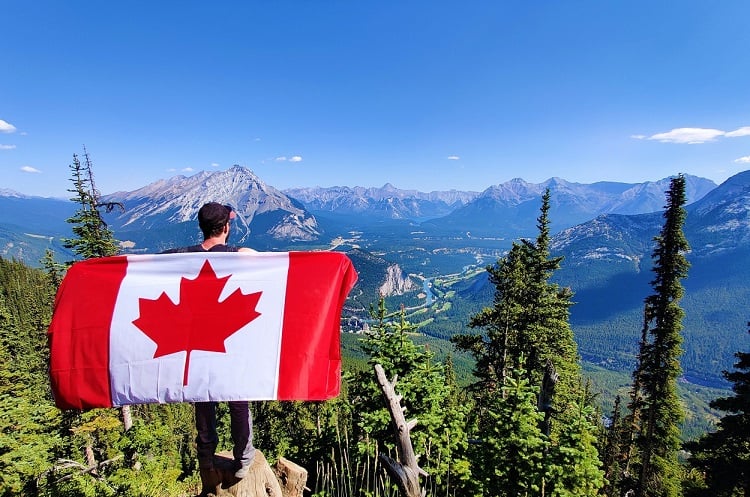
[{"xmin": 1, "ymin": 157, "xmax": 748, "ymax": 496}]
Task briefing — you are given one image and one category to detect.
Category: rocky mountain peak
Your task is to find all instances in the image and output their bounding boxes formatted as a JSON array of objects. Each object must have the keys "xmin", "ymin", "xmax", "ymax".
[{"xmin": 102, "ymin": 166, "xmax": 320, "ymax": 245}]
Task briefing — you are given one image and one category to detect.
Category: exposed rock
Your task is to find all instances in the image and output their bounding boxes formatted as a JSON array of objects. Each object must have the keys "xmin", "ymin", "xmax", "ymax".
[{"xmin": 378, "ymin": 264, "xmax": 417, "ymax": 296}]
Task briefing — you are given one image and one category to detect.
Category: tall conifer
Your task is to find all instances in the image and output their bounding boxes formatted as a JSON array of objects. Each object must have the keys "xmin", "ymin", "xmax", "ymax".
[
  {"xmin": 453, "ymin": 189, "xmax": 581, "ymax": 424},
  {"xmin": 623, "ymin": 174, "xmax": 690, "ymax": 497},
  {"xmin": 62, "ymin": 149, "xmax": 120, "ymax": 260}
]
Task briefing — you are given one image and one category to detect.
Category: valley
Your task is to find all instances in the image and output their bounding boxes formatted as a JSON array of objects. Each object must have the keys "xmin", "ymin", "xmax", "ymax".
[{"xmin": 3, "ymin": 167, "xmax": 750, "ymax": 439}]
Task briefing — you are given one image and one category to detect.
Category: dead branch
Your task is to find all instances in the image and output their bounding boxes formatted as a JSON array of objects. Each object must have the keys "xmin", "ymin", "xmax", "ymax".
[{"xmin": 374, "ymin": 363, "xmax": 427, "ymax": 497}]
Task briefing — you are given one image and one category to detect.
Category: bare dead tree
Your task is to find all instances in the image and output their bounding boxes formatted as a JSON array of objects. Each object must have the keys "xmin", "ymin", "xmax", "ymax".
[{"xmin": 374, "ymin": 363, "xmax": 427, "ymax": 497}]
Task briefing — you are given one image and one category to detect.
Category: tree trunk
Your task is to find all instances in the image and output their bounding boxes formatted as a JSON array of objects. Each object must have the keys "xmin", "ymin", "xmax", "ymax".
[
  {"xmin": 273, "ymin": 457, "xmax": 307, "ymax": 497},
  {"xmin": 198, "ymin": 450, "xmax": 282, "ymax": 497},
  {"xmin": 374, "ymin": 363, "xmax": 427, "ymax": 497},
  {"xmin": 121, "ymin": 405, "xmax": 133, "ymax": 431}
]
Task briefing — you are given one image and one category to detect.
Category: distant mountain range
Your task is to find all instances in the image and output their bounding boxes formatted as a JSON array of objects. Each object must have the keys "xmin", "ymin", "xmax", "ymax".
[
  {"xmin": 284, "ymin": 176, "xmax": 716, "ymax": 236},
  {"xmin": 3, "ymin": 166, "xmax": 716, "ymax": 260},
  {"xmin": 284, "ymin": 183, "xmax": 479, "ymax": 222}
]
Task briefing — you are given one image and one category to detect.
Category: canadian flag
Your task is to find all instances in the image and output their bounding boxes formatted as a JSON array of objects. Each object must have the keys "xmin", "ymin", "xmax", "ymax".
[{"xmin": 48, "ymin": 251, "xmax": 357, "ymax": 409}]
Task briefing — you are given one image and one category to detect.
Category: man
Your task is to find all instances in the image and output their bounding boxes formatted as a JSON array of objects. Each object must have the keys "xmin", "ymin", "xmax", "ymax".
[{"xmin": 162, "ymin": 202, "xmax": 256, "ymax": 478}]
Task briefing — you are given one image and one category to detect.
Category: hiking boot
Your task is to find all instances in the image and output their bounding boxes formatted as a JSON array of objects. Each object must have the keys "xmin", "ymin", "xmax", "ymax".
[{"xmin": 234, "ymin": 459, "xmax": 252, "ymax": 479}]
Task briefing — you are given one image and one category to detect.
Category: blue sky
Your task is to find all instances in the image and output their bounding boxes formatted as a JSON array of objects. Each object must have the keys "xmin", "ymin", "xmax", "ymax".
[{"xmin": 2, "ymin": 1, "xmax": 750, "ymax": 197}]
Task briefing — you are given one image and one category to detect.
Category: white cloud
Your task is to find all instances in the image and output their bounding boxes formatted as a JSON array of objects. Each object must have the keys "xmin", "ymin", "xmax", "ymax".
[
  {"xmin": 734, "ymin": 156, "xmax": 750, "ymax": 164},
  {"xmin": 21, "ymin": 166, "xmax": 41, "ymax": 173},
  {"xmin": 637, "ymin": 125, "xmax": 750, "ymax": 144},
  {"xmin": 726, "ymin": 126, "xmax": 750, "ymax": 138},
  {"xmin": 0, "ymin": 144, "xmax": 16, "ymax": 150},
  {"xmin": 289, "ymin": 156, "xmax": 303, "ymax": 162},
  {"xmin": 275, "ymin": 156, "xmax": 287, "ymax": 162},
  {"xmin": 447, "ymin": 155, "xmax": 460, "ymax": 160},
  {"xmin": 181, "ymin": 167, "xmax": 194, "ymax": 172},
  {"xmin": 0, "ymin": 120, "xmax": 17, "ymax": 133},
  {"xmin": 166, "ymin": 168, "xmax": 177, "ymax": 172},
  {"xmin": 649, "ymin": 128, "xmax": 725, "ymax": 144},
  {"xmin": 210, "ymin": 162, "xmax": 220, "ymax": 168}
]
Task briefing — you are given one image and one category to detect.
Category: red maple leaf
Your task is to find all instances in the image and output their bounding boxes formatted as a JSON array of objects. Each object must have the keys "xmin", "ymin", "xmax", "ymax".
[{"xmin": 132, "ymin": 260, "xmax": 262, "ymax": 386}]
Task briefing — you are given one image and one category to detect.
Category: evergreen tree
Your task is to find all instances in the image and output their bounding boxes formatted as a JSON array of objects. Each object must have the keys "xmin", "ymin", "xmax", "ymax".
[
  {"xmin": 478, "ymin": 365, "xmax": 547, "ymax": 497},
  {"xmin": 61, "ymin": 149, "xmax": 120, "ymax": 260},
  {"xmin": 546, "ymin": 389, "xmax": 605, "ymax": 497},
  {"xmin": 348, "ymin": 298, "xmax": 474, "ymax": 496},
  {"xmin": 623, "ymin": 174, "xmax": 690, "ymax": 497},
  {"xmin": 452, "ymin": 191, "xmax": 603, "ymax": 496},
  {"xmin": 453, "ymin": 189, "xmax": 582, "ymax": 430},
  {"xmin": 0, "ymin": 259, "xmax": 62, "ymax": 496},
  {"xmin": 686, "ymin": 324, "xmax": 750, "ymax": 496},
  {"xmin": 601, "ymin": 395, "xmax": 626, "ymax": 497}
]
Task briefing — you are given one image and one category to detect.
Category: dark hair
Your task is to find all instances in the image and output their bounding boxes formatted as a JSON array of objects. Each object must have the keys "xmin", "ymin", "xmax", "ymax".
[{"xmin": 197, "ymin": 202, "xmax": 234, "ymax": 239}]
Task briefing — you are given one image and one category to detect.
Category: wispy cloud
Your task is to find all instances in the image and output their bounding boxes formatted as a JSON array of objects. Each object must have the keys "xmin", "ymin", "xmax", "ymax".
[
  {"xmin": 726, "ymin": 126, "xmax": 750, "ymax": 138},
  {"xmin": 210, "ymin": 162, "xmax": 220, "ymax": 168},
  {"xmin": 635, "ymin": 126, "xmax": 750, "ymax": 144},
  {"xmin": 181, "ymin": 167, "xmax": 194, "ymax": 172},
  {"xmin": 274, "ymin": 155, "xmax": 303, "ymax": 162},
  {"xmin": 0, "ymin": 144, "xmax": 16, "ymax": 150},
  {"xmin": 21, "ymin": 166, "xmax": 41, "ymax": 173},
  {"xmin": 166, "ymin": 168, "xmax": 177, "ymax": 172},
  {"xmin": 447, "ymin": 155, "xmax": 460, "ymax": 160},
  {"xmin": 734, "ymin": 156, "xmax": 750, "ymax": 164},
  {"xmin": 0, "ymin": 120, "xmax": 17, "ymax": 133}
]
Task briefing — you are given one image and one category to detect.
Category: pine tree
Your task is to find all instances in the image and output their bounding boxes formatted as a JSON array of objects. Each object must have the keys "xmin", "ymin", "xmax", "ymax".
[
  {"xmin": 686, "ymin": 324, "xmax": 750, "ymax": 496},
  {"xmin": 601, "ymin": 395, "xmax": 626, "ymax": 496},
  {"xmin": 0, "ymin": 259, "xmax": 62, "ymax": 495},
  {"xmin": 546, "ymin": 389, "xmax": 605, "ymax": 497},
  {"xmin": 478, "ymin": 364, "xmax": 547, "ymax": 497},
  {"xmin": 623, "ymin": 174, "xmax": 690, "ymax": 497},
  {"xmin": 61, "ymin": 149, "xmax": 120, "ymax": 260},
  {"xmin": 347, "ymin": 298, "xmax": 474, "ymax": 495},
  {"xmin": 453, "ymin": 189, "xmax": 582, "ymax": 429},
  {"xmin": 452, "ymin": 191, "xmax": 603, "ymax": 496}
]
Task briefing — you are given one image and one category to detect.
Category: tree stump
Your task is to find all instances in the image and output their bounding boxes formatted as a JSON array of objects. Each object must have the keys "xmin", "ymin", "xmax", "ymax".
[
  {"xmin": 273, "ymin": 457, "xmax": 308, "ymax": 497},
  {"xmin": 199, "ymin": 450, "xmax": 282, "ymax": 497}
]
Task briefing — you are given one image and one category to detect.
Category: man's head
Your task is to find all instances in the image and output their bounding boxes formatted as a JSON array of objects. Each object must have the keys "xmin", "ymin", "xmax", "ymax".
[{"xmin": 198, "ymin": 202, "xmax": 236, "ymax": 239}]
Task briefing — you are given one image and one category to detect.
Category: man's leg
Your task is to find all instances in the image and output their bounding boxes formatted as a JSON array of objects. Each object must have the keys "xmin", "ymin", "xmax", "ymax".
[
  {"xmin": 195, "ymin": 402, "xmax": 219, "ymax": 470},
  {"xmin": 228, "ymin": 401, "xmax": 255, "ymax": 477}
]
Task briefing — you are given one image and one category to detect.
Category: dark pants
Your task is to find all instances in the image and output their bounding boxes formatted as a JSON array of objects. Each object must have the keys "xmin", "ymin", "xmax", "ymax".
[{"xmin": 195, "ymin": 401, "xmax": 255, "ymax": 469}]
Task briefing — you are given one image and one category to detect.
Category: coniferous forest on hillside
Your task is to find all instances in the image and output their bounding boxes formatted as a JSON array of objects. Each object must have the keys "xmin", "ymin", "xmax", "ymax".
[{"xmin": 1, "ymin": 155, "xmax": 749, "ymax": 496}]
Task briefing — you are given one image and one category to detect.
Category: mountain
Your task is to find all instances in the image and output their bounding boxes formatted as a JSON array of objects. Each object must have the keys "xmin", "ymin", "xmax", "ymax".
[
  {"xmin": 101, "ymin": 165, "xmax": 321, "ymax": 252},
  {"xmin": 284, "ymin": 183, "xmax": 479, "ymax": 222},
  {"xmin": 425, "ymin": 175, "xmax": 717, "ymax": 237},
  {"xmin": 0, "ymin": 195, "xmax": 77, "ymax": 263},
  {"xmin": 546, "ymin": 171, "xmax": 750, "ymax": 386}
]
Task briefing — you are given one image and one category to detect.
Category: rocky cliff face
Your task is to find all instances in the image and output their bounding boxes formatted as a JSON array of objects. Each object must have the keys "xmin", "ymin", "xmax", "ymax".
[{"xmin": 378, "ymin": 264, "xmax": 418, "ymax": 296}]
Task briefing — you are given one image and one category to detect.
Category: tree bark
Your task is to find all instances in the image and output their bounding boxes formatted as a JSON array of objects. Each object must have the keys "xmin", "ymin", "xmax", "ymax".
[
  {"xmin": 198, "ymin": 450, "xmax": 282, "ymax": 497},
  {"xmin": 273, "ymin": 457, "xmax": 308, "ymax": 497},
  {"xmin": 121, "ymin": 405, "xmax": 133, "ymax": 431},
  {"xmin": 374, "ymin": 363, "xmax": 427, "ymax": 497}
]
